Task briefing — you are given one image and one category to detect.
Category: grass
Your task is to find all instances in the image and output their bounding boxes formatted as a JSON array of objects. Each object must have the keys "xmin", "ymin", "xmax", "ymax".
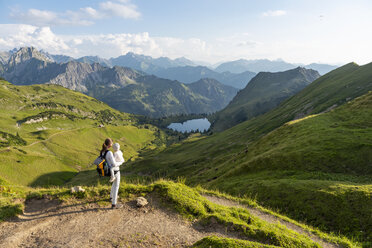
[
  {"xmin": 122, "ymin": 70, "xmax": 372, "ymax": 245},
  {"xmin": 197, "ymin": 187, "xmax": 360, "ymax": 248},
  {"xmin": 191, "ymin": 236, "xmax": 279, "ymax": 248},
  {"xmin": 0, "ymin": 80, "xmax": 165, "ymax": 187},
  {"xmin": 0, "ymin": 180, "xmax": 25, "ymax": 222},
  {"xmin": 2, "ymin": 180, "xmax": 359, "ymax": 247}
]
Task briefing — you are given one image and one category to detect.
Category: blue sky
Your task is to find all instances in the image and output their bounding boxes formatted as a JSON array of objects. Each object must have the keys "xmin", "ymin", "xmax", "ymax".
[{"xmin": 1, "ymin": 0, "xmax": 372, "ymax": 64}]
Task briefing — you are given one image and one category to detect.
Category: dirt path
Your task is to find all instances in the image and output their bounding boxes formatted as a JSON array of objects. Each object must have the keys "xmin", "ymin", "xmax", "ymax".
[
  {"xmin": 202, "ymin": 194, "xmax": 339, "ymax": 248},
  {"xmin": 0, "ymin": 195, "xmax": 245, "ymax": 248}
]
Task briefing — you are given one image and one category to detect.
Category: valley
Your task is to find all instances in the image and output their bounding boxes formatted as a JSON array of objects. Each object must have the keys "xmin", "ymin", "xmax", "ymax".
[
  {"xmin": 1, "ymin": 1, "xmax": 371, "ymax": 247},
  {"xmin": 0, "ymin": 51, "xmax": 370, "ymax": 248}
]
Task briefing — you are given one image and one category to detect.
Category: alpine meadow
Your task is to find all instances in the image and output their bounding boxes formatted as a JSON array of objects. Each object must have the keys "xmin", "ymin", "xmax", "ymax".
[{"xmin": 0, "ymin": 1, "xmax": 371, "ymax": 247}]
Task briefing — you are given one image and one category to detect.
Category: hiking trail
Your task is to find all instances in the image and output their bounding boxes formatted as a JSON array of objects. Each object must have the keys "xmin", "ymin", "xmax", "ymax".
[
  {"xmin": 0, "ymin": 194, "xmax": 245, "ymax": 248},
  {"xmin": 202, "ymin": 194, "xmax": 339, "ymax": 248}
]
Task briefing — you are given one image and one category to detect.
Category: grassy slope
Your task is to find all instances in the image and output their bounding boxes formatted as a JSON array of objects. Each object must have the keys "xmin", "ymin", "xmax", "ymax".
[
  {"xmin": 124, "ymin": 63, "xmax": 372, "ymax": 244},
  {"xmin": 211, "ymin": 67, "xmax": 319, "ymax": 132},
  {"xmin": 0, "ymin": 80, "xmax": 162, "ymax": 187}
]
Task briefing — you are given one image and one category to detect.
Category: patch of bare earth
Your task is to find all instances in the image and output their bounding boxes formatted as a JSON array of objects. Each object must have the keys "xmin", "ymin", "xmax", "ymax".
[
  {"xmin": 202, "ymin": 194, "xmax": 340, "ymax": 248},
  {"xmin": 0, "ymin": 194, "xmax": 245, "ymax": 248}
]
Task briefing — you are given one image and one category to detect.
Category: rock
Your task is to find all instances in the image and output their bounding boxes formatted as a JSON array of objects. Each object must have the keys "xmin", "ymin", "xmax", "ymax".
[
  {"xmin": 70, "ymin": 186, "xmax": 85, "ymax": 193},
  {"xmin": 136, "ymin": 197, "xmax": 148, "ymax": 207}
]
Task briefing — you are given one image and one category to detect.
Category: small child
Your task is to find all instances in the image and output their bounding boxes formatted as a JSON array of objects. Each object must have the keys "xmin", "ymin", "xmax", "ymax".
[{"xmin": 109, "ymin": 143, "xmax": 125, "ymax": 183}]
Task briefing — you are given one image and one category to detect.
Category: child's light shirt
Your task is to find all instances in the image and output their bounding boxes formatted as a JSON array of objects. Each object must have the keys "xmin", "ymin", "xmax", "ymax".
[{"xmin": 113, "ymin": 150, "xmax": 125, "ymax": 168}]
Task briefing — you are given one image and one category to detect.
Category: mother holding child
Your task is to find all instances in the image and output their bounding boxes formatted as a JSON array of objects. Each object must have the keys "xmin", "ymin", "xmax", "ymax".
[{"xmin": 100, "ymin": 138, "xmax": 125, "ymax": 209}]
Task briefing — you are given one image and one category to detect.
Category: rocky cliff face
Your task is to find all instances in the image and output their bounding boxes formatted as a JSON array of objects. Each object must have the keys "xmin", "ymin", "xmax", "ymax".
[
  {"xmin": 0, "ymin": 51, "xmax": 11, "ymax": 64},
  {"xmin": 7, "ymin": 47, "xmax": 52, "ymax": 68}
]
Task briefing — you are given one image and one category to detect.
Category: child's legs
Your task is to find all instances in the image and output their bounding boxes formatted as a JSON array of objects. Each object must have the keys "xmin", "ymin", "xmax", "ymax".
[
  {"xmin": 110, "ymin": 168, "xmax": 115, "ymax": 178},
  {"xmin": 111, "ymin": 172, "xmax": 120, "ymax": 205}
]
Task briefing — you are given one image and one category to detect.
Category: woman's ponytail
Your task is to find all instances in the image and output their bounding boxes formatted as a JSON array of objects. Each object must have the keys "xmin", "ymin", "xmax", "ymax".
[{"xmin": 100, "ymin": 138, "xmax": 113, "ymax": 154}]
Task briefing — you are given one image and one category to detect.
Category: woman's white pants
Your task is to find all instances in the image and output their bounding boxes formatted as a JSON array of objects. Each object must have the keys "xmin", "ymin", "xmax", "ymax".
[{"xmin": 110, "ymin": 171, "xmax": 120, "ymax": 205}]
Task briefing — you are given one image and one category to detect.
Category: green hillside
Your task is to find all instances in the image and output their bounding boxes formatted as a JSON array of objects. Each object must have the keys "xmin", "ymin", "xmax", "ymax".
[
  {"xmin": 211, "ymin": 67, "xmax": 320, "ymax": 131},
  {"xmin": 0, "ymin": 80, "xmax": 362, "ymax": 248},
  {"xmin": 0, "ymin": 80, "xmax": 163, "ymax": 186},
  {"xmin": 123, "ymin": 63, "xmax": 372, "ymax": 244}
]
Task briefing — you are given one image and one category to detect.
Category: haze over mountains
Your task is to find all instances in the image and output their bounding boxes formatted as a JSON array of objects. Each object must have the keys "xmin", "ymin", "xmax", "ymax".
[
  {"xmin": 0, "ymin": 47, "xmax": 238, "ymax": 117},
  {"xmin": 215, "ymin": 59, "xmax": 338, "ymax": 75},
  {"xmin": 0, "ymin": 47, "xmax": 338, "ymax": 84}
]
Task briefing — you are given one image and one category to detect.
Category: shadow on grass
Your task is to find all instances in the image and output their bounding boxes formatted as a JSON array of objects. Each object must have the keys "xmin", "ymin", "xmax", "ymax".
[
  {"xmin": 29, "ymin": 171, "xmax": 77, "ymax": 187},
  {"xmin": 0, "ymin": 204, "xmax": 23, "ymax": 221}
]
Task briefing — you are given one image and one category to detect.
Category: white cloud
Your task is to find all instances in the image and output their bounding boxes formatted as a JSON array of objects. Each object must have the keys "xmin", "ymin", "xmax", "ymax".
[
  {"xmin": 1, "ymin": 24, "xmax": 370, "ymax": 65},
  {"xmin": 80, "ymin": 7, "xmax": 101, "ymax": 19},
  {"xmin": 0, "ymin": 24, "xmax": 69, "ymax": 54},
  {"xmin": 10, "ymin": 7, "xmax": 94, "ymax": 26},
  {"xmin": 9, "ymin": 0, "xmax": 140, "ymax": 27},
  {"xmin": 262, "ymin": 10, "xmax": 287, "ymax": 17},
  {"xmin": 100, "ymin": 1, "xmax": 141, "ymax": 19},
  {"xmin": 0, "ymin": 24, "xmax": 212, "ymax": 61}
]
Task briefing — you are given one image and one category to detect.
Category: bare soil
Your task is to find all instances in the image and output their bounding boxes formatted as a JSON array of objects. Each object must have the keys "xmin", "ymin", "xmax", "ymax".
[{"xmin": 0, "ymin": 194, "xmax": 244, "ymax": 248}]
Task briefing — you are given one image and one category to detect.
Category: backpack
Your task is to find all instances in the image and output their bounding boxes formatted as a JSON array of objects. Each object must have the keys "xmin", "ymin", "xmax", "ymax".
[{"xmin": 93, "ymin": 150, "xmax": 111, "ymax": 177}]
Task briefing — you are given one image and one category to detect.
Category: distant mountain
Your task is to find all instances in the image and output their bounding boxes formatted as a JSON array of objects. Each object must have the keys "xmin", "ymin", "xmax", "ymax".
[
  {"xmin": 7, "ymin": 47, "xmax": 52, "ymax": 66},
  {"xmin": 109, "ymin": 52, "xmax": 196, "ymax": 74},
  {"xmin": 151, "ymin": 56, "xmax": 196, "ymax": 68},
  {"xmin": 154, "ymin": 66, "xmax": 256, "ymax": 89},
  {"xmin": 211, "ymin": 67, "xmax": 320, "ymax": 131},
  {"xmin": 0, "ymin": 51, "xmax": 11, "ymax": 64},
  {"xmin": 215, "ymin": 59, "xmax": 338, "ymax": 75},
  {"xmin": 40, "ymin": 50, "xmax": 75, "ymax": 63},
  {"xmin": 304, "ymin": 63, "xmax": 338, "ymax": 75},
  {"xmin": 109, "ymin": 52, "xmax": 160, "ymax": 73},
  {"xmin": 188, "ymin": 78, "xmax": 238, "ymax": 110},
  {"xmin": 0, "ymin": 47, "xmax": 237, "ymax": 117},
  {"xmin": 76, "ymin": 56, "xmax": 112, "ymax": 68},
  {"xmin": 101, "ymin": 77, "xmax": 238, "ymax": 117},
  {"xmin": 215, "ymin": 59, "xmax": 296, "ymax": 73}
]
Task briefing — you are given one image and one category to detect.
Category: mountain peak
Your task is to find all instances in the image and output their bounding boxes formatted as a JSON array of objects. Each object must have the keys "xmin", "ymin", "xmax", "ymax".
[{"xmin": 8, "ymin": 47, "xmax": 52, "ymax": 67}]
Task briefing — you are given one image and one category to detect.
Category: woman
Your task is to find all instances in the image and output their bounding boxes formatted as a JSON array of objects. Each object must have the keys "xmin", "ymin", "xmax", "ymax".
[{"xmin": 101, "ymin": 138, "xmax": 122, "ymax": 209}]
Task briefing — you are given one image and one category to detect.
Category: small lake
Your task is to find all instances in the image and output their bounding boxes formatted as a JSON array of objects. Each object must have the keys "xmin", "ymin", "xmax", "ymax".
[{"xmin": 167, "ymin": 118, "xmax": 211, "ymax": 133}]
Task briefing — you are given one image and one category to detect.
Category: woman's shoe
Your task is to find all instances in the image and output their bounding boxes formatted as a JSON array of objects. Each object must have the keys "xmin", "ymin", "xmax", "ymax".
[{"xmin": 111, "ymin": 203, "xmax": 123, "ymax": 209}]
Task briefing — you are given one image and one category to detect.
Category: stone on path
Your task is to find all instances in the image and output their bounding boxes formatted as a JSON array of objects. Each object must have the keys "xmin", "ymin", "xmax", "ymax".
[{"xmin": 136, "ymin": 197, "xmax": 148, "ymax": 207}]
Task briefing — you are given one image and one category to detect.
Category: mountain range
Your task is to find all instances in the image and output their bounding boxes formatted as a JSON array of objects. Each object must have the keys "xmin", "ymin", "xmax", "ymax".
[
  {"xmin": 153, "ymin": 65, "xmax": 256, "ymax": 89},
  {"xmin": 0, "ymin": 47, "xmax": 338, "ymax": 85},
  {"xmin": 0, "ymin": 47, "xmax": 237, "ymax": 117},
  {"xmin": 215, "ymin": 58, "xmax": 338, "ymax": 75},
  {"xmin": 211, "ymin": 67, "xmax": 320, "ymax": 131}
]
